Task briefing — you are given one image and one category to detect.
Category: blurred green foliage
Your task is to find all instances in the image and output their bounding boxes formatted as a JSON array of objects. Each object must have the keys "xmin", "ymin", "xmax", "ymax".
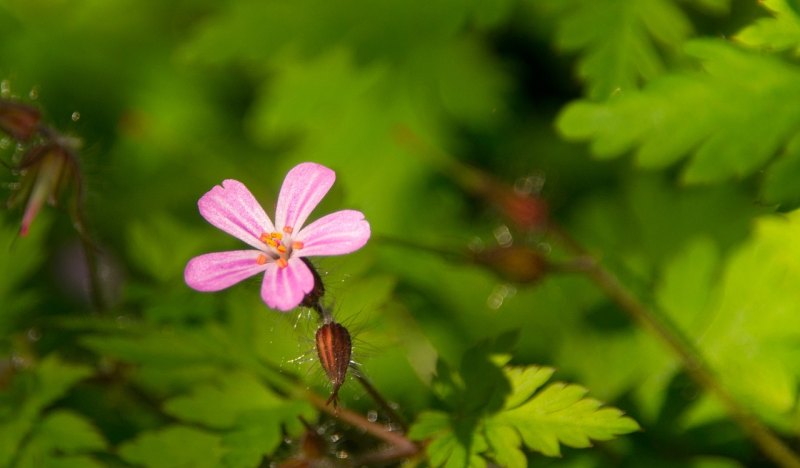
[{"xmin": 2, "ymin": 0, "xmax": 800, "ymax": 466}]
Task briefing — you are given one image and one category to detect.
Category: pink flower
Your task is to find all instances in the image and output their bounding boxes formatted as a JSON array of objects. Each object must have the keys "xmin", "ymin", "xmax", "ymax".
[{"xmin": 184, "ymin": 162, "xmax": 370, "ymax": 311}]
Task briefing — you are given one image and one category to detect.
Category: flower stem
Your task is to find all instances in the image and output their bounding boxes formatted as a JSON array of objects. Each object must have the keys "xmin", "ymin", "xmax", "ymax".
[
  {"xmin": 71, "ymin": 183, "xmax": 106, "ymax": 312},
  {"xmin": 549, "ymin": 225, "xmax": 800, "ymax": 468},
  {"xmin": 352, "ymin": 371, "xmax": 408, "ymax": 432},
  {"xmin": 305, "ymin": 390, "xmax": 418, "ymax": 457}
]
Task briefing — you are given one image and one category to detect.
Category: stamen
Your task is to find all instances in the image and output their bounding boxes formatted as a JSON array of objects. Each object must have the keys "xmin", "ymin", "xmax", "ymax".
[
  {"xmin": 277, "ymin": 244, "xmax": 287, "ymax": 253},
  {"xmin": 283, "ymin": 226, "xmax": 294, "ymax": 234},
  {"xmin": 276, "ymin": 258, "xmax": 288, "ymax": 269},
  {"xmin": 259, "ymin": 232, "xmax": 270, "ymax": 243},
  {"xmin": 265, "ymin": 238, "xmax": 278, "ymax": 248},
  {"xmin": 292, "ymin": 241, "xmax": 304, "ymax": 249},
  {"xmin": 256, "ymin": 254, "xmax": 267, "ymax": 265},
  {"xmin": 270, "ymin": 232, "xmax": 283, "ymax": 240}
]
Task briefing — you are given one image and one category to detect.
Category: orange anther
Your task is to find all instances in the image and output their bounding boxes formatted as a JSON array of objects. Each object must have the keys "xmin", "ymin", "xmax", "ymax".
[
  {"xmin": 276, "ymin": 258, "xmax": 288, "ymax": 269},
  {"xmin": 265, "ymin": 238, "xmax": 278, "ymax": 248},
  {"xmin": 259, "ymin": 232, "xmax": 271, "ymax": 243},
  {"xmin": 277, "ymin": 244, "xmax": 287, "ymax": 253},
  {"xmin": 270, "ymin": 232, "xmax": 283, "ymax": 240},
  {"xmin": 256, "ymin": 254, "xmax": 267, "ymax": 265},
  {"xmin": 283, "ymin": 226, "xmax": 294, "ymax": 234},
  {"xmin": 292, "ymin": 241, "xmax": 304, "ymax": 249}
]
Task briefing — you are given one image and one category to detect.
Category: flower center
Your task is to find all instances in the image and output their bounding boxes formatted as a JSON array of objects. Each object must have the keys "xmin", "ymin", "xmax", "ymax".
[{"xmin": 257, "ymin": 227, "xmax": 304, "ymax": 268}]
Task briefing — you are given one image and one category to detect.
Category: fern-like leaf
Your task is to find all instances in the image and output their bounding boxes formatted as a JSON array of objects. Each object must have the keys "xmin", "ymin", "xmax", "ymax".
[
  {"xmin": 410, "ymin": 364, "xmax": 639, "ymax": 466},
  {"xmin": 557, "ymin": 39, "xmax": 800, "ymax": 198},
  {"xmin": 490, "ymin": 366, "xmax": 640, "ymax": 458},
  {"xmin": 543, "ymin": 0, "xmax": 692, "ymax": 99},
  {"xmin": 736, "ymin": 0, "xmax": 800, "ymax": 54}
]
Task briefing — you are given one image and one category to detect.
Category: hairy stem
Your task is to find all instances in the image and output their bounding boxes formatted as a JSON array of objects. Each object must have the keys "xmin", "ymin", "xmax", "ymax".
[{"xmin": 550, "ymin": 225, "xmax": 800, "ymax": 468}]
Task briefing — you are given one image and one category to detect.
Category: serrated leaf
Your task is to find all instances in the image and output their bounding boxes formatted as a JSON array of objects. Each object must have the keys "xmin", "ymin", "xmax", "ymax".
[
  {"xmin": 736, "ymin": 0, "xmax": 800, "ymax": 55},
  {"xmin": 546, "ymin": 0, "xmax": 691, "ymax": 99},
  {"xmin": 503, "ymin": 365, "xmax": 555, "ymax": 410},
  {"xmin": 428, "ymin": 429, "xmax": 488, "ymax": 468},
  {"xmin": 118, "ymin": 425, "xmax": 224, "ymax": 468},
  {"xmin": 413, "ymin": 364, "xmax": 639, "ymax": 466},
  {"xmin": 493, "ymin": 368, "xmax": 640, "ymax": 458},
  {"xmin": 483, "ymin": 422, "xmax": 526, "ymax": 468},
  {"xmin": 557, "ymin": 39, "xmax": 800, "ymax": 190}
]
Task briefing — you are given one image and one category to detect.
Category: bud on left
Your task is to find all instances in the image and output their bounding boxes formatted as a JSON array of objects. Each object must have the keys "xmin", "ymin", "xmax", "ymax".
[
  {"xmin": 0, "ymin": 100, "xmax": 41, "ymax": 141},
  {"xmin": 8, "ymin": 142, "xmax": 79, "ymax": 236}
]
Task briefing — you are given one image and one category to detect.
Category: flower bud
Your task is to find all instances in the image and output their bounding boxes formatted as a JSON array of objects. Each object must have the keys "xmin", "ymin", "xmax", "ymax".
[
  {"xmin": 8, "ymin": 142, "xmax": 79, "ymax": 236},
  {"xmin": 316, "ymin": 321, "xmax": 352, "ymax": 408},
  {"xmin": 0, "ymin": 100, "xmax": 41, "ymax": 141},
  {"xmin": 491, "ymin": 191, "xmax": 549, "ymax": 232}
]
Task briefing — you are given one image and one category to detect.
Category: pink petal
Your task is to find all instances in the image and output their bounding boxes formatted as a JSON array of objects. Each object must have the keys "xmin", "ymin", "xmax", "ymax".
[
  {"xmin": 185, "ymin": 250, "xmax": 268, "ymax": 291},
  {"xmin": 260, "ymin": 257, "xmax": 314, "ymax": 311},
  {"xmin": 293, "ymin": 210, "xmax": 370, "ymax": 257},
  {"xmin": 198, "ymin": 179, "xmax": 274, "ymax": 250},
  {"xmin": 275, "ymin": 162, "xmax": 335, "ymax": 233}
]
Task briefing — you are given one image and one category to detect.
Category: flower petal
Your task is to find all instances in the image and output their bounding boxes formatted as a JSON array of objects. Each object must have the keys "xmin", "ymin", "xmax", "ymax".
[
  {"xmin": 275, "ymin": 162, "xmax": 335, "ymax": 233},
  {"xmin": 185, "ymin": 250, "xmax": 268, "ymax": 291},
  {"xmin": 260, "ymin": 257, "xmax": 314, "ymax": 311},
  {"xmin": 198, "ymin": 179, "xmax": 274, "ymax": 249},
  {"xmin": 294, "ymin": 210, "xmax": 370, "ymax": 257}
]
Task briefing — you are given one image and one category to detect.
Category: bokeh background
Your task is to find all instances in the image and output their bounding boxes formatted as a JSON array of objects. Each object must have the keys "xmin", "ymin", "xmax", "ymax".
[{"xmin": 2, "ymin": 0, "xmax": 800, "ymax": 466}]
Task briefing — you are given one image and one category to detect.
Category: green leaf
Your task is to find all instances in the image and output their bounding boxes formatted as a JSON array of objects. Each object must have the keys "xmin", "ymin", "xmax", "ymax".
[
  {"xmin": 127, "ymin": 214, "xmax": 206, "ymax": 283},
  {"xmin": 557, "ymin": 39, "xmax": 800, "ymax": 189},
  {"xmin": 0, "ymin": 355, "xmax": 92, "ymax": 466},
  {"xmin": 164, "ymin": 373, "xmax": 282, "ymax": 429},
  {"xmin": 220, "ymin": 414, "xmax": 295, "ymax": 468},
  {"xmin": 14, "ymin": 410, "xmax": 107, "ymax": 468},
  {"xmin": 409, "ymin": 411, "xmax": 450, "ymax": 439},
  {"xmin": 690, "ymin": 211, "xmax": 800, "ymax": 423},
  {"xmin": 412, "ymin": 362, "xmax": 638, "ymax": 466},
  {"xmin": 545, "ymin": 0, "xmax": 691, "ymax": 99},
  {"xmin": 762, "ymin": 134, "xmax": 800, "ymax": 206},
  {"xmin": 425, "ymin": 425, "xmax": 488, "ymax": 468},
  {"xmin": 735, "ymin": 0, "xmax": 800, "ymax": 55},
  {"xmin": 31, "ymin": 410, "xmax": 107, "ymax": 453},
  {"xmin": 483, "ymin": 422, "xmax": 526, "ymax": 468},
  {"xmin": 118, "ymin": 425, "xmax": 225, "ymax": 468},
  {"xmin": 0, "ymin": 216, "xmax": 48, "ymax": 335},
  {"xmin": 492, "ymin": 366, "xmax": 640, "ymax": 458}
]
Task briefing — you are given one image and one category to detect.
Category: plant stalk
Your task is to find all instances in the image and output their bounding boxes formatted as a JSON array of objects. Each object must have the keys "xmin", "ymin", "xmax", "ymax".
[{"xmin": 550, "ymin": 225, "xmax": 800, "ymax": 468}]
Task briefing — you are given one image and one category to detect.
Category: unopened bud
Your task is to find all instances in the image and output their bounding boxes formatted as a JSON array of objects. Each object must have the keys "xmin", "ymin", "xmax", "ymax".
[
  {"xmin": 8, "ymin": 143, "xmax": 78, "ymax": 236},
  {"xmin": 473, "ymin": 245, "xmax": 550, "ymax": 284},
  {"xmin": 316, "ymin": 321, "xmax": 352, "ymax": 408},
  {"xmin": 492, "ymin": 191, "xmax": 549, "ymax": 231},
  {"xmin": 0, "ymin": 100, "xmax": 41, "ymax": 141}
]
